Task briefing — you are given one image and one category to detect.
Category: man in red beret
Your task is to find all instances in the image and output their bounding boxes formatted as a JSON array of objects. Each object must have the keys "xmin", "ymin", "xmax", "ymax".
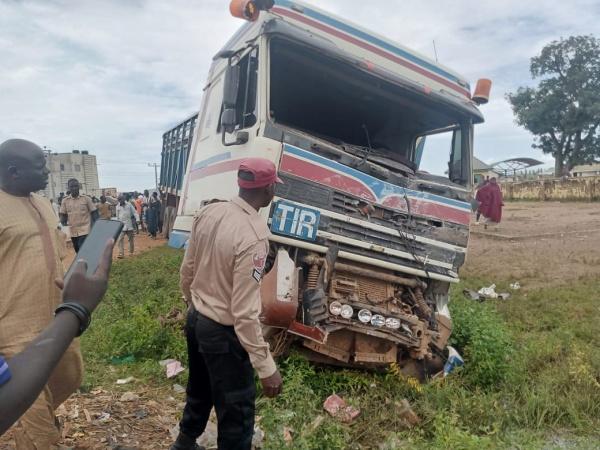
[{"xmin": 171, "ymin": 158, "xmax": 284, "ymax": 450}]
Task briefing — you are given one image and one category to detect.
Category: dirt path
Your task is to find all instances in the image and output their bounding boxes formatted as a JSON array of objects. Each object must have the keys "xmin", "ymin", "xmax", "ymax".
[
  {"xmin": 63, "ymin": 233, "xmax": 169, "ymax": 268},
  {"xmin": 463, "ymin": 201, "xmax": 600, "ymax": 289}
]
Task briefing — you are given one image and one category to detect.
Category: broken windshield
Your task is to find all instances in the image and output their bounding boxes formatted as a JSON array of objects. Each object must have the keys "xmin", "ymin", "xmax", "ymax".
[{"xmin": 268, "ymin": 37, "xmax": 472, "ymax": 185}]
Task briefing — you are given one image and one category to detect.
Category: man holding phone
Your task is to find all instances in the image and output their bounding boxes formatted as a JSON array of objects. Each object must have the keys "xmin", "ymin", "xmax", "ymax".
[
  {"xmin": 171, "ymin": 158, "xmax": 283, "ymax": 450},
  {"xmin": 0, "ymin": 239, "xmax": 115, "ymax": 436},
  {"xmin": 0, "ymin": 139, "xmax": 84, "ymax": 449},
  {"xmin": 60, "ymin": 178, "xmax": 99, "ymax": 252}
]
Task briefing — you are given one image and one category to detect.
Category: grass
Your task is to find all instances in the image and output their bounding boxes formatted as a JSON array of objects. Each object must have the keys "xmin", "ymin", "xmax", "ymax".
[{"xmin": 81, "ymin": 247, "xmax": 600, "ymax": 449}]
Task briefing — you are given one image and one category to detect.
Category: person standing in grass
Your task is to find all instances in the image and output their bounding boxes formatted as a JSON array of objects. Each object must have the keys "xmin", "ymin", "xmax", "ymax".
[
  {"xmin": 171, "ymin": 158, "xmax": 284, "ymax": 450},
  {"xmin": 0, "ymin": 139, "xmax": 83, "ymax": 449},
  {"xmin": 116, "ymin": 195, "xmax": 137, "ymax": 258}
]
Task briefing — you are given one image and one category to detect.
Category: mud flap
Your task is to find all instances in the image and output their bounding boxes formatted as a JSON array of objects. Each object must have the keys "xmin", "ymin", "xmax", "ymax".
[{"xmin": 259, "ymin": 249, "xmax": 300, "ymax": 328}]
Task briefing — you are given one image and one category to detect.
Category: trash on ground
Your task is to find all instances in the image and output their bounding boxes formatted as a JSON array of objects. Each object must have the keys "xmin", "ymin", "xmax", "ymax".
[
  {"xmin": 283, "ymin": 426, "xmax": 293, "ymax": 444},
  {"xmin": 252, "ymin": 424, "xmax": 265, "ymax": 448},
  {"xmin": 510, "ymin": 282, "xmax": 521, "ymax": 290},
  {"xmin": 119, "ymin": 392, "xmax": 139, "ymax": 402},
  {"xmin": 464, "ymin": 285, "xmax": 511, "ymax": 302},
  {"xmin": 443, "ymin": 346, "xmax": 464, "ymax": 377},
  {"xmin": 97, "ymin": 412, "xmax": 111, "ymax": 423},
  {"xmin": 110, "ymin": 355, "xmax": 136, "ymax": 365},
  {"xmin": 116, "ymin": 376, "xmax": 135, "ymax": 385},
  {"xmin": 196, "ymin": 420, "xmax": 218, "ymax": 449},
  {"xmin": 173, "ymin": 383, "xmax": 186, "ymax": 394},
  {"xmin": 478, "ymin": 284, "xmax": 499, "ymax": 299},
  {"xmin": 394, "ymin": 399, "xmax": 421, "ymax": 427},
  {"xmin": 323, "ymin": 394, "xmax": 361, "ymax": 423},
  {"xmin": 166, "ymin": 360, "xmax": 185, "ymax": 378}
]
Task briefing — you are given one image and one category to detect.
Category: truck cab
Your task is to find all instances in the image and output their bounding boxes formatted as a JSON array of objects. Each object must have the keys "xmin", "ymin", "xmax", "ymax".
[{"xmin": 171, "ymin": 0, "xmax": 488, "ymax": 377}]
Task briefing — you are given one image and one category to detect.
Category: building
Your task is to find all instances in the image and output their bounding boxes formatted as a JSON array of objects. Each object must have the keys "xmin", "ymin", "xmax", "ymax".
[
  {"xmin": 42, "ymin": 150, "xmax": 100, "ymax": 200},
  {"xmin": 571, "ymin": 163, "xmax": 600, "ymax": 177},
  {"xmin": 160, "ymin": 113, "xmax": 198, "ymax": 237},
  {"xmin": 473, "ymin": 157, "xmax": 496, "ymax": 184}
]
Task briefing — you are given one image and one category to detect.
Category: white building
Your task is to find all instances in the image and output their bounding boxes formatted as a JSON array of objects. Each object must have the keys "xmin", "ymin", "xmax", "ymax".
[
  {"xmin": 572, "ymin": 163, "xmax": 600, "ymax": 178},
  {"xmin": 42, "ymin": 150, "xmax": 100, "ymax": 200}
]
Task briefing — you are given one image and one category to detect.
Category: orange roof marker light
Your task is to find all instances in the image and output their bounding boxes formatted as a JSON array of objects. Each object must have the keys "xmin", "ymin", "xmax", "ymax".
[
  {"xmin": 472, "ymin": 78, "xmax": 492, "ymax": 105},
  {"xmin": 230, "ymin": 0, "xmax": 274, "ymax": 22}
]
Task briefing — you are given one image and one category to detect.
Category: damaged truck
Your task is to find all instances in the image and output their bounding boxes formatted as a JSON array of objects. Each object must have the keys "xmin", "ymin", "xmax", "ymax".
[{"xmin": 169, "ymin": 0, "xmax": 490, "ymax": 378}]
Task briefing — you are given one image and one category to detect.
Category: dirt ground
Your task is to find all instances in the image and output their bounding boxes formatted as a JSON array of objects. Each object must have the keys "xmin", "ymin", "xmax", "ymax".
[
  {"xmin": 2, "ymin": 202, "xmax": 599, "ymax": 449},
  {"xmin": 464, "ymin": 201, "xmax": 600, "ymax": 289},
  {"xmin": 63, "ymin": 232, "xmax": 168, "ymax": 268}
]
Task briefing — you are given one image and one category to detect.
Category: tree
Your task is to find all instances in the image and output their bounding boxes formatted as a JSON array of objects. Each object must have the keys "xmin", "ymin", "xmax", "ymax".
[{"xmin": 507, "ymin": 35, "xmax": 600, "ymax": 176}]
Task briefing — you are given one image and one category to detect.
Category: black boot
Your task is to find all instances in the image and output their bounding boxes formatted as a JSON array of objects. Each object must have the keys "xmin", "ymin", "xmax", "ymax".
[{"xmin": 170, "ymin": 432, "xmax": 205, "ymax": 450}]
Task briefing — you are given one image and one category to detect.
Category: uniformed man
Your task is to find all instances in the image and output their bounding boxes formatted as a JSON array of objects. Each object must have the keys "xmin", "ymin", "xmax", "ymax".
[
  {"xmin": 171, "ymin": 158, "xmax": 284, "ymax": 450},
  {"xmin": 59, "ymin": 178, "xmax": 99, "ymax": 252}
]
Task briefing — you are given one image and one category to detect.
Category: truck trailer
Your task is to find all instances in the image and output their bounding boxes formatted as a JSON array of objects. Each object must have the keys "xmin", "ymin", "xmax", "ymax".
[{"xmin": 170, "ymin": 0, "xmax": 490, "ymax": 377}]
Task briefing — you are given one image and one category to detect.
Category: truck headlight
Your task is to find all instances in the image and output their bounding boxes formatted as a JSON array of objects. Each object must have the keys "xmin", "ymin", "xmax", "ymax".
[
  {"xmin": 385, "ymin": 317, "xmax": 401, "ymax": 329},
  {"xmin": 371, "ymin": 314, "xmax": 385, "ymax": 327},
  {"xmin": 329, "ymin": 301, "xmax": 342, "ymax": 316},
  {"xmin": 358, "ymin": 309, "xmax": 372, "ymax": 323},
  {"xmin": 340, "ymin": 304, "xmax": 354, "ymax": 319}
]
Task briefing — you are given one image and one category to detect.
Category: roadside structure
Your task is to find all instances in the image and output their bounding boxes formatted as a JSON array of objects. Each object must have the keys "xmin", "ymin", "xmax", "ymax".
[
  {"xmin": 42, "ymin": 150, "xmax": 100, "ymax": 200},
  {"xmin": 572, "ymin": 163, "xmax": 600, "ymax": 177}
]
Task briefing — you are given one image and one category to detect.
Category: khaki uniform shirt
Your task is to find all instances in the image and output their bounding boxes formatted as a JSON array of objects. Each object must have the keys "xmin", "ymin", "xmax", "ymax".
[
  {"xmin": 60, "ymin": 194, "xmax": 97, "ymax": 237},
  {"xmin": 0, "ymin": 190, "xmax": 67, "ymax": 356},
  {"xmin": 97, "ymin": 202, "xmax": 112, "ymax": 219},
  {"xmin": 180, "ymin": 196, "xmax": 276, "ymax": 378}
]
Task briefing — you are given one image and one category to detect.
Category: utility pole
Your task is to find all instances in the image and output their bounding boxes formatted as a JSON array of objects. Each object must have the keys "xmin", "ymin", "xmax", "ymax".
[{"xmin": 148, "ymin": 163, "xmax": 160, "ymax": 193}]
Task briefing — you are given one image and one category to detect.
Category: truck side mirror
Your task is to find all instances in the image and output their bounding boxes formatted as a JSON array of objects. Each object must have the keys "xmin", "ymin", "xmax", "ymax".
[
  {"xmin": 221, "ymin": 63, "xmax": 240, "ymax": 137},
  {"xmin": 221, "ymin": 108, "xmax": 237, "ymax": 134},
  {"xmin": 223, "ymin": 64, "xmax": 240, "ymax": 110}
]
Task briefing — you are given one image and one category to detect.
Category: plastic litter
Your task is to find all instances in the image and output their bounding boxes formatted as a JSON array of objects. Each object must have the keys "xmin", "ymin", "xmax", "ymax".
[
  {"xmin": 478, "ymin": 284, "xmax": 498, "ymax": 299},
  {"xmin": 443, "ymin": 346, "xmax": 464, "ymax": 377},
  {"xmin": 166, "ymin": 360, "xmax": 185, "ymax": 378},
  {"xmin": 116, "ymin": 376, "xmax": 135, "ymax": 385},
  {"xmin": 510, "ymin": 282, "xmax": 521, "ymax": 290},
  {"xmin": 323, "ymin": 394, "xmax": 360, "ymax": 423}
]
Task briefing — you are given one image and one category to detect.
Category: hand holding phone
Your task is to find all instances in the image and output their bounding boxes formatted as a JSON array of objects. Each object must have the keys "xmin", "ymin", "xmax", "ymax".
[{"xmin": 62, "ymin": 239, "xmax": 114, "ymax": 313}]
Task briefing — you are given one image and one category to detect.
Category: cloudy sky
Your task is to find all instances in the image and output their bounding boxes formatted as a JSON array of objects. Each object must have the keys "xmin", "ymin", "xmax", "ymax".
[{"xmin": 1, "ymin": 0, "xmax": 599, "ymax": 191}]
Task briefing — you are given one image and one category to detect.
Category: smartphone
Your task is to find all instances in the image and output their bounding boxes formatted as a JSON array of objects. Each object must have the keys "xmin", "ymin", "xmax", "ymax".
[{"xmin": 64, "ymin": 219, "xmax": 123, "ymax": 283}]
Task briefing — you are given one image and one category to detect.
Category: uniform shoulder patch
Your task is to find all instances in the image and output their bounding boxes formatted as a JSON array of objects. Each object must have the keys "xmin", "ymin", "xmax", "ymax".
[{"xmin": 251, "ymin": 249, "xmax": 267, "ymax": 283}]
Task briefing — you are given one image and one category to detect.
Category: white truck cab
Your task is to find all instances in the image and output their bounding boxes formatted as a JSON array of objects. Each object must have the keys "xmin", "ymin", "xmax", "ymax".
[{"xmin": 171, "ymin": 0, "xmax": 489, "ymax": 376}]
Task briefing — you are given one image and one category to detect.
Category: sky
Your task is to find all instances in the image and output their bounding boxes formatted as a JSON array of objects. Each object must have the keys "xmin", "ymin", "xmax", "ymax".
[{"xmin": 1, "ymin": 0, "xmax": 599, "ymax": 191}]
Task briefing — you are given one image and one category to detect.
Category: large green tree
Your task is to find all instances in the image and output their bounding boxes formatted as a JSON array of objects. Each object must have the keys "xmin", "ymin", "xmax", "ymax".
[{"xmin": 507, "ymin": 35, "xmax": 600, "ymax": 176}]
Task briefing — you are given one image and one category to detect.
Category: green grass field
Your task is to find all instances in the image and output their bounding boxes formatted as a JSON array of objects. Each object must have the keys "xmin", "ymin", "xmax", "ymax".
[{"xmin": 82, "ymin": 247, "xmax": 600, "ymax": 449}]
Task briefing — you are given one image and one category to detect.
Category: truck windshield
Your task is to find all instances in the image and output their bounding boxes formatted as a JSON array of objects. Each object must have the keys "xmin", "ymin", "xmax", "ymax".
[{"xmin": 269, "ymin": 38, "xmax": 472, "ymax": 185}]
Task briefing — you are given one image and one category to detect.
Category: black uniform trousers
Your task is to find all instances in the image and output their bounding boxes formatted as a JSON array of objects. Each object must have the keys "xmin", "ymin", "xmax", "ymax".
[
  {"xmin": 71, "ymin": 234, "xmax": 87, "ymax": 253},
  {"xmin": 179, "ymin": 308, "xmax": 256, "ymax": 450}
]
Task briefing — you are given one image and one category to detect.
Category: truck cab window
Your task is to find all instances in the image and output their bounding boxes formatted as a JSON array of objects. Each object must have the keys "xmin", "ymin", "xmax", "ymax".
[
  {"xmin": 269, "ymin": 38, "xmax": 473, "ymax": 186},
  {"xmin": 219, "ymin": 48, "xmax": 258, "ymax": 132}
]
